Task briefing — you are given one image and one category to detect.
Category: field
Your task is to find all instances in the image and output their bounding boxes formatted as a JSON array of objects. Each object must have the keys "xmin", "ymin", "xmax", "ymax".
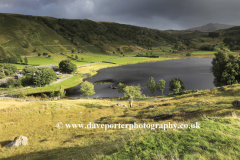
[
  {"xmin": 191, "ymin": 50, "xmax": 238, "ymax": 55},
  {"xmin": 1, "ymin": 84, "xmax": 240, "ymax": 159},
  {"xmin": 12, "ymin": 74, "xmax": 84, "ymax": 95}
]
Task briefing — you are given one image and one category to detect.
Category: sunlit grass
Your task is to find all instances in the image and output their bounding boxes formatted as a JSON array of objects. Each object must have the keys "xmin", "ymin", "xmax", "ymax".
[
  {"xmin": 1, "ymin": 84, "xmax": 240, "ymax": 159},
  {"xmin": 16, "ymin": 74, "xmax": 83, "ymax": 95}
]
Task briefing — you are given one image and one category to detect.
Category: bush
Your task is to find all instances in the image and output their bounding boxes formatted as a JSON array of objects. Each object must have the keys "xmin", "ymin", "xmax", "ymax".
[
  {"xmin": 16, "ymin": 91, "xmax": 26, "ymax": 98},
  {"xmin": 200, "ymin": 45, "xmax": 214, "ymax": 51},
  {"xmin": 15, "ymin": 78, "xmax": 22, "ymax": 87},
  {"xmin": 4, "ymin": 69, "xmax": 10, "ymax": 76},
  {"xmin": 80, "ymin": 81, "xmax": 95, "ymax": 97},
  {"xmin": 6, "ymin": 78, "xmax": 16, "ymax": 88},
  {"xmin": 22, "ymin": 43, "xmax": 29, "ymax": 48},
  {"xmin": 4, "ymin": 64, "xmax": 17, "ymax": 75},
  {"xmin": 0, "ymin": 72, "xmax": 5, "ymax": 79},
  {"xmin": 41, "ymin": 93, "xmax": 48, "ymax": 98},
  {"xmin": 38, "ymin": 53, "xmax": 41, "ymax": 56},
  {"xmin": 186, "ymin": 52, "xmax": 191, "ymax": 56},
  {"xmin": 50, "ymin": 91, "xmax": 55, "ymax": 97}
]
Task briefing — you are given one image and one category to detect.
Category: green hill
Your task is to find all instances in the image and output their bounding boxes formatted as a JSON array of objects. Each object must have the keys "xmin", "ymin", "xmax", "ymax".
[
  {"xmin": 0, "ymin": 13, "xmax": 179, "ymax": 59},
  {"xmin": 1, "ymin": 12, "xmax": 240, "ymax": 62}
]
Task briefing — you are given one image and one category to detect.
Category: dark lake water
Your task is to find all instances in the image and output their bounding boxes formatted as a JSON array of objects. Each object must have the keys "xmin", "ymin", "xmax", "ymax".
[{"xmin": 66, "ymin": 58, "xmax": 215, "ymax": 98}]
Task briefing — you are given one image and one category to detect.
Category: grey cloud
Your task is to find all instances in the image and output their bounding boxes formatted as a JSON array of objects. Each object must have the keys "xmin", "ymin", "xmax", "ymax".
[{"xmin": 0, "ymin": 0, "xmax": 239, "ymax": 30}]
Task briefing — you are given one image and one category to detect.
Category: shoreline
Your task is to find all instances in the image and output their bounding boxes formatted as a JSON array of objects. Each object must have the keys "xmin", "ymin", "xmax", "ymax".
[{"xmin": 7, "ymin": 54, "xmax": 215, "ymax": 97}]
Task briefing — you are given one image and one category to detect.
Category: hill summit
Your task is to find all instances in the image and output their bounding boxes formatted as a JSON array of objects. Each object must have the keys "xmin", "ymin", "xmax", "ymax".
[{"xmin": 186, "ymin": 23, "xmax": 235, "ymax": 32}]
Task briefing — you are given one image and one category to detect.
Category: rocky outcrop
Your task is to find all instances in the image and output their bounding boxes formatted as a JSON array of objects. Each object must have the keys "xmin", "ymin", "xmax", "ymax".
[
  {"xmin": 232, "ymin": 100, "xmax": 240, "ymax": 107},
  {"xmin": 197, "ymin": 101, "xmax": 213, "ymax": 105},
  {"xmin": 4, "ymin": 135, "xmax": 28, "ymax": 148}
]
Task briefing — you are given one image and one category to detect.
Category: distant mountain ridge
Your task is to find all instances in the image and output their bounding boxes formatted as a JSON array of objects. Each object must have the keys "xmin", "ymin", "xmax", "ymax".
[{"xmin": 186, "ymin": 23, "xmax": 235, "ymax": 32}]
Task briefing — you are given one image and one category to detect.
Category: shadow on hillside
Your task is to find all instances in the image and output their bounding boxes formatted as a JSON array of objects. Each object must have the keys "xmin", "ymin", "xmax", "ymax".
[
  {"xmin": 1, "ymin": 140, "xmax": 122, "ymax": 160},
  {"xmin": 0, "ymin": 140, "xmax": 12, "ymax": 148},
  {"xmin": 79, "ymin": 103, "xmax": 110, "ymax": 109},
  {"xmin": 102, "ymin": 61, "xmax": 116, "ymax": 64}
]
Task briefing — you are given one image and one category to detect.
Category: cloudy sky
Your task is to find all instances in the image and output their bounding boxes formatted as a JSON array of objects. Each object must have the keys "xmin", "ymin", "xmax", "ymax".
[{"xmin": 0, "ymin": 0, "xmax": 239, "ymax": 30}]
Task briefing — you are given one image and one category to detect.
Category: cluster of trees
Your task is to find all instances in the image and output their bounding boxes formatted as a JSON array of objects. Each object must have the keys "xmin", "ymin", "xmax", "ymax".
[
  {"xmin": 0, "ymin": 55, "xmax": 22, "ymax": 64},
  {"xmin": 136, "ymin": 52, "xmax": 156, "ymax": 57},
  {"xmin": 77, "ymin": 77, "xmax": 185, "ymax": 108},
  {"xmin": 146, "ymin": 77, "xmax": 185, "ymax": 95},
  {"xmin": 211, "ymin": 48, "xmax": 240, "ymax": 86},
  {"xmin": 200, "ymin": 45, "xmax": 215, "ymax": 51},
  {"xmin": 146, "ymin": 77, "xmax": 166, "ymax": 96},
  {"xmin": 208, "ymin": 32, "xmax": 220, "ymax": 38},
  {"xmin": 21, "ymin": 65, "xmax": 57, "ymax": 87},
  {"xmin": 3, "ymin": 59, "xmax": 78, "ymax": 90},
  {"xmin": 0, "ymin": 64, "xmax": 17, "ymax": 79},
  {"xmin": 223, "ymin": 37, "xmax": 240, "ymax": 50}
]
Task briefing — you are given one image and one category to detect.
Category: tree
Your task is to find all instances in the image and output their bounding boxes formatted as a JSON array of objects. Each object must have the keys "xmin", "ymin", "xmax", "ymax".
[
  {"xmin": 9, "ymin": 56, "xmax": 20, "ymax": 64},
  {"xmin": 156, "ymin": 79, "xmax": 166, "ymax": 96},
  {"xmin": 211, "ymin": 48, "xmax": 239, "ymax": 86},
  {"xmin": 32, "ymin": 67, "xmax": 57, "ymax": 87},
  {"xmin": 123, "ymin": 85, "xmax": 145, "ymax": 107},
  {"xmin": 48, "ymin": 55, "xmax": 51, "ymax": 58},
  {"xmin": 146, "ymin": 77, "xmax": 156, "ymax": 95},
  {"xmin": 24, "ymin": 57, "xmax": 28, "ymax": 64},
  {"xmin": 80, "ymin": 81, "xmax": 95, "ymax": 97},
  {"xmin": 75, "ymin": 55, "xmax": 78, "ymax": 59},
  {"xmin": 169, "ymin": 78, "xmax": 185, "ymax": 93},
  {"xmin": 6, "ymin": 78, "xmax": 15, "ymax": 88},
  {"xmin": 59, "ymin": 59, "xmax": 77, "ymax": 74},
  {"xmin": 58, "ymin": 85, "xmax": 66, "ymax": 98},
  {"xmin": 71, "ymin": 49, "xmax": 75, "ymax": 53},
  {"xmin": 4, "ymin": 64, "xmax": 17, "ymax": 75},
  {"xmin": 22, "ymin": 65, "xmax": 37, "ymax": 77},
  {"xmin": 117, "ymin": 82, "xmax": 126, "ymax": 93},
  {"xmin": 208, "ymin": 32, "xmax": 219, "ymax": 38},
  {"xmin": 38, "ymin": 53, "xmax": 41, "ymax": 56}
]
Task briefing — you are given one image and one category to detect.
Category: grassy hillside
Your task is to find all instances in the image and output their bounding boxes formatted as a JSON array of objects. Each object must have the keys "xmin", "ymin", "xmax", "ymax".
[
  {"xmin": 166, "ymin": 26, "xmax": 240, "ymax": 53},
  {"xmin": 186, "ymin": 23, "xmax": 235, "ymax": 32},
  {"xmin": 1, "ymin": 13, "xmax": 240, "ymax": 60},
  {"xmin": 1, "ymin": 84, "xmax": 240, "ymax": 159},
  {"xmin": 0, "ymin": 13, "xmax": 76, "ymax": 57},
  {"xmin": 0, "ymin": 13, "xmax": 180, "ymax": 57}
]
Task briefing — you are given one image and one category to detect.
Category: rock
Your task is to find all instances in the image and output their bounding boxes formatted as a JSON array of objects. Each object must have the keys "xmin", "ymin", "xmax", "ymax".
[
  {"xmin": 116, "ymin": 103, "xmax": 123, "ymax": 106},
  {"xmin": 4, "ymin": 135, "xmax": 28, "ymax": 148},
  {"xmin": 148, "ymin": 105, "xmax": 155, "ymax": 109},
  {"xmin": 232, "ymin": 100, "xmax": 240, "ymax": 107},
  {"xmin": 197, "ymin": 101, "xmax": 205, "ymax": 104},
  {"xmin": 221, "ymin": 86, "xmax": 226, "ymax": 91},
  {"xmin": 197, "ymin": 101, "xmax": 213, "ymax": 105},
  {"xmin": 122, "ymin": 105, "xmax": 127, "ymax": 107},
  {"xmin": 65, "ymin": 107, "xmax": 70, "ymax": 110}
]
